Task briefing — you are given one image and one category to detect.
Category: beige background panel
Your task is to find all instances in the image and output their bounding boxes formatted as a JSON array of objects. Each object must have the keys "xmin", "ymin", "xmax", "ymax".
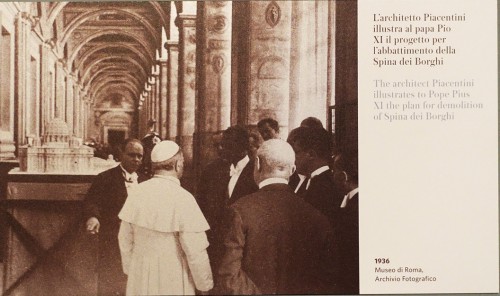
[{"xmin": 359, "ymin": 0, "xmax": 498, "ymax": 293}]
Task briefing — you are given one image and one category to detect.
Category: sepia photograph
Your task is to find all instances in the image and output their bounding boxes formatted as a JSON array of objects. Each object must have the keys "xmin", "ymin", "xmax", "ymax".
[
  {"xmin": 0, "ymin": 1, "xmax": 360, "ymax": 295},
  {"xmin": 1, "ymin": 1, "xmax": 498, "ymax": 295}
]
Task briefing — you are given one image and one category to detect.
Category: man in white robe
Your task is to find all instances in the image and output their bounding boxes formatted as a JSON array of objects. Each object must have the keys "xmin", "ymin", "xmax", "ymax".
[{"xmin": 118, "ymin": 140, "xmax": 213, "ymax": 295}]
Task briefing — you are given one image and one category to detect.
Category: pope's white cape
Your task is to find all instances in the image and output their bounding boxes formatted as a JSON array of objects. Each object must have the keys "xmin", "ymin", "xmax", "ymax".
[{"xmin": 119, "ymin": 175, "xmax": 210, "ymax": 233}]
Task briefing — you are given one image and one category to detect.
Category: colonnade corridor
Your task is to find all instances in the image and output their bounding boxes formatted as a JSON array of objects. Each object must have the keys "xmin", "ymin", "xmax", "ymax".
[{"xmin": 0, "ymin": 1, "xmax": 357, "ymax": 295}]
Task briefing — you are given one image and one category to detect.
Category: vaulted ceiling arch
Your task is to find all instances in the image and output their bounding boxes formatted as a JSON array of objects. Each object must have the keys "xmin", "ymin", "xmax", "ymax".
[
  {"xmin": 60, "ymin": 8, "xmax": 160, "ymax": 49},
  {"xmin": 147, "ymin": 1, "xmax": 170, "ymax": 33},
  {"xmin": 86, "ymin": 66, "xmax": 145, "ymax": 91},
  {"xmin": 47, "ymin": 2, "xmax": 66, "ymax": 26},
  {"xmin": 92, "ymin": 81, "xmax": 141, "ymax": 104},
  {"xmin": 68, "ymin": 29, "xmax": 154, "ymax": 72},
  {"xmin": 81, "ymin": 55, "xmax": 147, "ymax": 87},
  {"xmin": 94, "ymin": 88, "xmax": 136, "ymax": 109},
  {"xmin": 75, "ymin": 43, "xmax": 151, "ymax": 75},
  {"xmin": 48, "ymin": 1, "xmax": 169, "ymax": 34},
  {"xmin": 89, "ymin": 71, "xmax": 143, "ymax": 98}
]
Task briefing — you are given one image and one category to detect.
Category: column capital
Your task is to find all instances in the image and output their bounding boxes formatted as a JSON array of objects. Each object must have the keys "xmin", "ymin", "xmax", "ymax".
[
  {"xmin": 44, "ymin": 38, "xmax": 57, "ymax": 50},
  {"xmin": 17, "ymin": 12, "xmax": 32, "ymax": 23},
  {"xmin": 165, "ymin": 40, "xmax": 179, "ymax": 50},
  {"xmin": 177, "ymin": 14, "xmax": 197, "ymax": 28},
  {"xmin": 152, "ymin": 64, "xmax": 160, "ymax": 76},
  {"xmin": 18, "ymin": 12, "xmax": 40, "ymax": 30}
]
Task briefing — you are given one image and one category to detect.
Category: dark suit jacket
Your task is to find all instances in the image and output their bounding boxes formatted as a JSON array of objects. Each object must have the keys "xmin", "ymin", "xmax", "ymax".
[
  {"xmin": 196, "ymin": 157, "xmax": 258, "ymax": 275},
  {"xmin": 288, "ymin": 171, "xmax": 300, "ymax": 190},
  {"xmin": 302, "ymin": 169, "xmax": 343, "ymax": 221},
  {"xmin": 83, "ymin": 165, "xmax": 145, "ymax": 295},
  {"xmin": 333, "ymin": 193, "xmax": 359, "ymax": 294},
  {"xmin": 228, "ymin": 159, "xmax": 258, "ymax": 204},
  {"xmin": 217, "ymin": 183, "xmax": 335, "ymax": 295}
]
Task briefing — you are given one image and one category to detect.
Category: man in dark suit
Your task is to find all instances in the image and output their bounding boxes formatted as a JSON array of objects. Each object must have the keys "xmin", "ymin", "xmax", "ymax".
[
  {"xmin": 257, "ymin": 117, "xmax": 280, "ymax": 141},
  {"xmin": 332, "ymin": 150, "xmax": 359, "ymax": 294},
  {"xmin": 217, "ymin": 139, "xmax": 335, "ymax": 294},
  {"xmin": 139, "ymin": 119, "xmax": 162, "ymax": 178},
  {"xmin": 84, "ymin": 138, "xmax": 144, "ymax": 295},
  {"xmin": 196, "ymin": 125, "xmax": 258, "ymax": 281},
  {"xmin": 287, "ymin": 127, "xmax": 342, "ymax": 221}
]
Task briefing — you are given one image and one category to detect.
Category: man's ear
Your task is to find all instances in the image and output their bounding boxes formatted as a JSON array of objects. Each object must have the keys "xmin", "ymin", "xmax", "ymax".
[
  {"xmin": 291, "ymin": 164, "xmax": 296, "ymax": 175},
  {"xmin": 342, "ymin": 170, "xmax": 349, "ymax": 183},
  {"xmin": 255, "ymin": 156, "xmax": 261, "ymax": 172},
  {"xmin": 175, "ymin": 159, "xmax": 182, "ymax": 172}
]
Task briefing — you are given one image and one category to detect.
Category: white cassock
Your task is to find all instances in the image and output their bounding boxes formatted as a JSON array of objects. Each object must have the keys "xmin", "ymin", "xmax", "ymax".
[{"xmin": 118, "ymin": 175, "xmax": 213, "ymax": 295}]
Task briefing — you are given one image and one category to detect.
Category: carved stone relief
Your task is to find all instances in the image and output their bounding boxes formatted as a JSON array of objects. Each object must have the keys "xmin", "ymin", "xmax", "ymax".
[
  {"xmin": 212, "ymin": 54, "xmax": 225, "ymax": 74},
  {"xmin": 258, "ymin": 56, "xmax": 287, "ymax": 79},
  {"xmin": 265, "ymin": 1, "xmax": 281, "ymax": 28},
  {"xmin": 212, "ymin": 1, "xmax": 227, "ymax": 8},
  {"xmin": 187, "ymin": 29, "xmax": 196, "ymax": 44},
  {"xmin": 208, "ymin": 39, "xmax": 229, "ymax": 50},
  {"xmin": 210, "ymin": 15, "xmax": 227, "ymax": 33}
]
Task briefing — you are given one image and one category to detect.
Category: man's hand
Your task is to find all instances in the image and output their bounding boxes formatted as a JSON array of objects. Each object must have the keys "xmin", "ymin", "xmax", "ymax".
[{"xmin": 86, "ymin": 217, "xmax": 100, "ymax": 234}]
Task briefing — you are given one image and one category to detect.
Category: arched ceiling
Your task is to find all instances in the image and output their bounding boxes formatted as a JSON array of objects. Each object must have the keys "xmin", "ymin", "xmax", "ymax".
[{"xmin": 52, "ymin": 1, "xmax": 171, "ymax": 113}]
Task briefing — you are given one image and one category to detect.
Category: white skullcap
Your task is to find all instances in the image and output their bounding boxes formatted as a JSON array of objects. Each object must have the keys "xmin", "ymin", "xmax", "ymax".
[{"xmin": 151, "ymin": 140, "xmax": 180, "ymax": 163}]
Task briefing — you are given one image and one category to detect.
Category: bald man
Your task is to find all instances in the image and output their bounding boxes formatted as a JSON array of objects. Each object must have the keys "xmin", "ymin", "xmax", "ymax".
[{"xmin": 217, "ymin": 139, "xmax": 335, "ymax": 294}]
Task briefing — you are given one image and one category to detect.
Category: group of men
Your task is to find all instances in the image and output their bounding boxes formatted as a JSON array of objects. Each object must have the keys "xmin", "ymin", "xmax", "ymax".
[{"xmin": 83, "ymin": 117, "xmax": 359, "ymax": 295}]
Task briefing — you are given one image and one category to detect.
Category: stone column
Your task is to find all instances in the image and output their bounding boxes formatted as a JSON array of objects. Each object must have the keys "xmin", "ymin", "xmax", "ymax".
[
  {"xmin": 150, "ymin": 73, "xmax": 159, "ymax": 124},
  {"xmin": 158, "ymin": 59, "xmax": 168, "ymax": 139},
  {"xmin": 196, "ymin": 1, "xmax": 232, "ymax": 169},
  {"xmin": 149, "ymin": 79, "xmax": 155, "ymax": 123},
  {"xmin": 78, "ymin": 92, "xmax": 85, "ymax": 138},
  {"xmin": 83, "ymin": 100, "xmax": 89, "ymax": 140},
  {"xmin": 153, "ymin": 69, "xmax": 161, "ymax": 132},
  {"xmin": 140, "ymin": 91, "xmax": 149, "ymax": 136},
  {"xmin": 72, "ymin": 81, "xmax": 80, "ymax": 137},
  {"xmin": 178, "ymin": 11, "xmax": 197, "ymax": 192},
  {"xmin": 39, "ymin": 42, "xmax": 51, "ymax": 135},
  {"xmin": 166, "ymin": 41, "xmax": 179, "ymax": 141},
  {"xmin": 0, "ymin": 19, "xmax": 16, "ymax": 159},
  {"xmin": 233, "ymin": 1, "xmax": 292, "ymax": 135},
  {"xmin": 65, "ymin": 73, "xmax": 74, "ymax": 133},
  {"xmin": 14, "ymin": 12, "xmax": 31, "ymax": 148},
  {"xmin": 335, "ymin": 0, "xmax": 357, "ymax": 152},
  {"xmin": 289, "ymin": 1, "xmax": 330, "ymax": 130},
  {"xmin": 54, "ymin": 59, "xmax": 66, "ymax": 119}
]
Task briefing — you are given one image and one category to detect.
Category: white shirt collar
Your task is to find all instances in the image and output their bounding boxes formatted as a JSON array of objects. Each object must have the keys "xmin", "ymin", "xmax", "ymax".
[
  {"xmin": 310, "ymin": 165, "xmax": 330, "ymax": 178},
  {"xmin": 230, "ymin": 155, "xmax": 250, "ymax": 176},
  {"xmin": 340, "ymin": 187, "xmax": 359, "ymax": 208},
  {"xmin": 258, "ymin": 177, "xmax": 288, "ymax": 189},
  {"xmin": 120, "ymin": 164, "xmax": 138, "ymax": 182},
  {"xmin": 305, "ymin": 166, "xmax": 330, "ymax": 190},
  {"xmin": 153, "ymin": 174, "xmax": 181, "ymax": 185}
]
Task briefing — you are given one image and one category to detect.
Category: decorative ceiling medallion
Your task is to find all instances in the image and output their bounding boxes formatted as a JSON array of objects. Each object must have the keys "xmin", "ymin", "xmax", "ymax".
[
  {"xmin": 212, "ymin": 54, "xmax": 225, "ymax": 74},
  {"xmin": 265, "ymin": 1, "xmax": 281, "ymax": 28}
]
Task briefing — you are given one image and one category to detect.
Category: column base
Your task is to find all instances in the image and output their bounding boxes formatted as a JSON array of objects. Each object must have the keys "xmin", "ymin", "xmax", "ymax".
[{"xmin": 0, "ymin": 132, "xmax": 16, "ymax": 160}]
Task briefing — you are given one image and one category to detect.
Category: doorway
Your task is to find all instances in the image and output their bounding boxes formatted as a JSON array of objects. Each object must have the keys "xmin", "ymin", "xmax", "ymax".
[{"xmin": 108, "ymin": 129, "xmax": 126, "ymax": 152}]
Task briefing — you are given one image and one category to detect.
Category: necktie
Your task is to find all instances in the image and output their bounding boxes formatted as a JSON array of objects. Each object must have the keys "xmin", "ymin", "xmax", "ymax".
[{"xmin": 123, "ymin": 172, "xmax": 138, "ymax": 188}]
